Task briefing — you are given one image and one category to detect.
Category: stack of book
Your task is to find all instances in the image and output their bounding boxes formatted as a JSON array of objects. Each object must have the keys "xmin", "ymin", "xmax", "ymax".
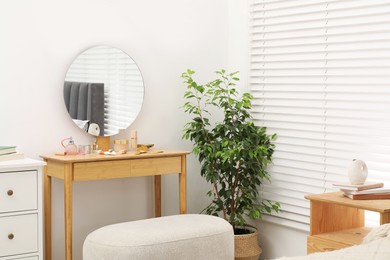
[
  {"xmin": 332, "ymin": 181, "xmax": 390, "ymax": 200},
  {"xmin": 0, "ymin": 146, "xmax": 24, "ymax": 161}
]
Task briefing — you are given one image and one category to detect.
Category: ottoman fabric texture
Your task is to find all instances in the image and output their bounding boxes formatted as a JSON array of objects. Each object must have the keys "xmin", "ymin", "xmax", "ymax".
[{"xmin": 83, "ymin": 214, "xmax": 234, "ymax": 260}]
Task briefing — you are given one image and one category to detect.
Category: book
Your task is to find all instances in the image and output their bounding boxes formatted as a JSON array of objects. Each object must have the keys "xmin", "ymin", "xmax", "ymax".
[
  {"xmin": 0, "ymin": 146, "xmax": 16, "ymax": 155},
  {"xmin": 0, "ymin": 152, "xmax": 24, "ymax": 162},
  {"xmin": 344, "ymin": 192, "xmax": 390, "ymax": 200},
  {"xmin": 342, "ymin": 187, "xmax": 390, "ymax": 195},
  {"xmin": 332, "ymin": 181, "xmax": 384, "ymax": 191}
]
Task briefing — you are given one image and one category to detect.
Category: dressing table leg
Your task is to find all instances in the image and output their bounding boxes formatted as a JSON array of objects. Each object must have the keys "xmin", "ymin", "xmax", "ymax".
[
  {"xmin": 44, "ymin": 166, "xmax": 52, "ymax": 260},
  {"xmin": 179, "ymin": 155, "xmax": 187, "ymax": 214},
  {"xmin": 64, "ymin": 164, "xmax": 73, "ymax": 260},
  {"xmin": 154, "ymin": 175, "xmax": 161, "ymax": 217}
]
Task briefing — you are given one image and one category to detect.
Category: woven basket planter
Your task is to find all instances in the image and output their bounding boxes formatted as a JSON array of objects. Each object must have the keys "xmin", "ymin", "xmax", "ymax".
[{"xmin": 234, "ymin": 226, "xmax": 262, "ymax": 260}]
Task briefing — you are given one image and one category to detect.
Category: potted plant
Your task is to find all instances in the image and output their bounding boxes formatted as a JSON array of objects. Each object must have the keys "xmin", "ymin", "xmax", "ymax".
[{"xmin": 181, "ymin": 69, "xmax": 280, "ymax": 259}]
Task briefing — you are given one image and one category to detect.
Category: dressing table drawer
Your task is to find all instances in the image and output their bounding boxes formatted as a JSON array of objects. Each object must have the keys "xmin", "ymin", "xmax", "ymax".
[
  {"xmin": 74, "ymin": 160, "xmax": 132, "ymax": 181},
  {"xmin": 73, "ymin": 156, "xmax": 182, "ymax": 181},
  {"xmin": 0, "ymin": 171, "xmax": 37, "ymax": 213},
  {"xmin": 131, "ymin": 157, "xmax": 182, "ymax": 176},
  {"xmin": 0, "ymin": 214, "xmax": 38, "ymax": 257}
]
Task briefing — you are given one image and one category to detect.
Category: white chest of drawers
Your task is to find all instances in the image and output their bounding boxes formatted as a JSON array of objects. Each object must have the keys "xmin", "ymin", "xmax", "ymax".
[{"xmin": 0, "ymin": 158, "xmax": 45, "ymax": 260}]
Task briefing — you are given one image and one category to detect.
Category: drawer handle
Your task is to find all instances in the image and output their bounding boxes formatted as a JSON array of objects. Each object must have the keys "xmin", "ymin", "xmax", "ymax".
[
  {"xmin": 8, "ymin": 233, "xmax": 14, "ymax": 240},
  {"xmin": 7, "ymin": 190, "xmax": 14, "ymax": 196}
]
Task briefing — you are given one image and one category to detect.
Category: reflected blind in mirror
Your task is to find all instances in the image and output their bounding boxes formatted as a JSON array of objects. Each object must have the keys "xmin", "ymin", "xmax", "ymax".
[
  {"xmin": 66, "ymin": 46, "xmax": 144, "ymax": 136},
  {"xmin": 250, "ymin": 0, "xmax": 390, "ymax": 230}
]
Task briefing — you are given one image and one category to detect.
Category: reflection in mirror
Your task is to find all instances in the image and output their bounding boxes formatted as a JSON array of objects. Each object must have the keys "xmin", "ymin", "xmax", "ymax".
[{"xmin": 64, "ymin": 46, "xmax": 144, "ymax": 136}]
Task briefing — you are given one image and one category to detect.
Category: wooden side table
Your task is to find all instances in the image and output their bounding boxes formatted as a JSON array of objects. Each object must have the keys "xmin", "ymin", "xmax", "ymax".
[{"xmin": 305, "ymin": 191, "xmax": 390, "ymax": 253}]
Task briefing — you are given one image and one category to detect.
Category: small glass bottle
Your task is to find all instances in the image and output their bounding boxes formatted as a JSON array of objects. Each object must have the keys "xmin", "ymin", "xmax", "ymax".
[{"xmin": 91, "ymin": 138, "xmax": 99, "ymax": 153}]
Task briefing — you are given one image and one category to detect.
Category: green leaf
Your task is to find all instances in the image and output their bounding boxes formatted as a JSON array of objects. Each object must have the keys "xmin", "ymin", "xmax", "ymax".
[{"xmin": 180, "ymin": 69, "xmax": 279, "ymax": 227}]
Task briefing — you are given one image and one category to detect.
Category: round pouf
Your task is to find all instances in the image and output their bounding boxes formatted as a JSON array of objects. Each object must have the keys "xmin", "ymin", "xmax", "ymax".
[{"xmin": 83, "ymin": 214, "xmax": 234, "ymax": 260}]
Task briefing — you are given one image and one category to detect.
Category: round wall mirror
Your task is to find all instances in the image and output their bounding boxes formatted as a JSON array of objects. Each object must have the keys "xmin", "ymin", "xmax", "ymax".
[{"xmin": 63, "ymin": 46, "xmax": 144, "ymax": 136}]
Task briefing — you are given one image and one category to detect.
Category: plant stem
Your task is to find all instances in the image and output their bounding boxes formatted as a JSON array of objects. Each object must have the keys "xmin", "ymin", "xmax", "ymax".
[{"xmin": 193, "ymin": 86, "xmax": 228, "ymax": 220}]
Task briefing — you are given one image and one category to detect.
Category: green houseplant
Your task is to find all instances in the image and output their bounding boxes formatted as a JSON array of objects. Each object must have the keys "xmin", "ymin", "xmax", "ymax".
[{"xmin": 181, "ymin": 69, "xmax": 280, "ymax": 258}]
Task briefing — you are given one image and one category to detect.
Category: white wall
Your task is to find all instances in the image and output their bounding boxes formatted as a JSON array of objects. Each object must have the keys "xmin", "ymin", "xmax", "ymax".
[
  {"xmin": 0, "ymin": 0, "xmax": 310, "ymax": 259},
  {"xmin": 0, "ymin": 1, "xmax": 228, "ymax": 259}
]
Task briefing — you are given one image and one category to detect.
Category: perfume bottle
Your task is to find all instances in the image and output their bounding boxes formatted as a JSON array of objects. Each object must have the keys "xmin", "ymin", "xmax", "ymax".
[
  {"xmin": 61, "ymin": 137, "xmax": 78, "ymax": 155},
  {"xmin": 130, "ymin": 130, "xmax": 137, "ymax": 151},
  {"xmin": 91, "ymin": 138, "xmax": 99, "ymax": 153}
]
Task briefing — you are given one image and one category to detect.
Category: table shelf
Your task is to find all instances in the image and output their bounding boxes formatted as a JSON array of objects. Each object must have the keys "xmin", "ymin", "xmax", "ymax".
[{"xmin": 305, "ymin": 192, "xmax": 390, "ymax": 253}]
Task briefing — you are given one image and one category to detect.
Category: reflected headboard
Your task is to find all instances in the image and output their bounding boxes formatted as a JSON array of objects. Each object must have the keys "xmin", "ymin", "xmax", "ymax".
[{"xmin": 64, "ymin": 81, "xmax": 105, "ymax": 136}]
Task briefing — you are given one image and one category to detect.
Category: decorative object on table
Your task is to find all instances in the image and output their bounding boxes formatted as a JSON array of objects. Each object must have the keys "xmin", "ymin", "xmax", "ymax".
[
  {"xmin": 91, "ymin": 138, "xmax": 99, "ymax": 154},
  {"xmin": 114, "ymin": 139, "xmax": 129, "ymax": 152},
  {"xmin": 181, "ymin": 69, "xmax": 280, "ymax": 259},
  {"xmin": 130, "ymin": 130, "xmax": 138, "ymax": 151},
  {"xmin": 348, "ymin": 159, "xmax": 368, "ymax": 185},
  {"xmin": 135, "ymin": 150, "xmax": 163, "ymax": 155},
  {"xmin": 96, "ymin": 136, "xmax": 111, "ymax": 151},
  {"xmin": 88, "ymin": 123, "xmax": 100, "ymax": 136},
  {"xmin": 136, "ymin": 145, "xmax": 149, "ymax": 154},
  {"xmin": 61, "ymin": 137, "xmax": 78, "ymax": 155},
  {"xmin": 78, "ymin": 144, "xmax": 90, "ymax": 155},
  {"xmin": 138, "ymin": 143, "xmax": 154, "ymax": 148},
  {"xmin": 137, "ymin": 143, "xmax": 154, "ymax": 150},
  {"xmin": 135, "ymin": 144, "xmax": 162, "ymax": 155},
  {"xmin": 103, "ymin": 150, "xmax": 117, "ymax": 155},
  {"xmin": 54, "ymin": 151, "xmax": 67, "ymax": 156}
]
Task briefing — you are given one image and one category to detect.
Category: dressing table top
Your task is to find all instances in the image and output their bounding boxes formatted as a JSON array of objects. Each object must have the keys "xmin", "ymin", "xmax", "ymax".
[{"xmin": 41, "ymin": 149, "xmax": 190, "ymax": 163}]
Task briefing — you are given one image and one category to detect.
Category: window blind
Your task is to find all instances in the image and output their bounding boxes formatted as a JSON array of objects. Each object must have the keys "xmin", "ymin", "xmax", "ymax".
[
  {"xmin": 66, "ymin": 46, "xmax": 144, "ymax": 136},
  {"xmin": 250, "ymin": 0, "xmax": 390, "ymax": 230}
]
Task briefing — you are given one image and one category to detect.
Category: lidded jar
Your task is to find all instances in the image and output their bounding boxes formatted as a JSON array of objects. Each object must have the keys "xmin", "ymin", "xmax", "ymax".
[{"xmin": 114, "ymin": 139, "xmax": 129, "ymax": 152}]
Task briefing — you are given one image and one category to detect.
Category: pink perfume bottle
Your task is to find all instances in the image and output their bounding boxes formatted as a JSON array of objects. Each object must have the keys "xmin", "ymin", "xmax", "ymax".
[{"xmin": 61, "ymin": 137, "xmax": 78, "ymax": 155}]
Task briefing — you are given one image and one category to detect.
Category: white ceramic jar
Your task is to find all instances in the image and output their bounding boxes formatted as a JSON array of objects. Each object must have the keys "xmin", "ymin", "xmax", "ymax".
[{"xmin": 348, "ymin": 159, "xmax": 368, "ymax": 185}]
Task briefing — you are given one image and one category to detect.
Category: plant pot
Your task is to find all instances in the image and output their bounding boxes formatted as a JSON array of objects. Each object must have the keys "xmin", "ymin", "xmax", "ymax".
[{"xmin": 234, "ymin": 226, "xmax": 262, "ymax": 260}]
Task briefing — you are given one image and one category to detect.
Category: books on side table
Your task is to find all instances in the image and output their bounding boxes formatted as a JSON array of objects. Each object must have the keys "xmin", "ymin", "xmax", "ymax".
[
  {"xmin": 333, "ymin": 181, "xmax": 384, "ymax": 191},
  {"xmin": 332, "ymin": 181, "xmax": 390, "ymax": 200},
  {"xmin": 0, "ymin": 146, "xmax": 24, "ymax": 161}
]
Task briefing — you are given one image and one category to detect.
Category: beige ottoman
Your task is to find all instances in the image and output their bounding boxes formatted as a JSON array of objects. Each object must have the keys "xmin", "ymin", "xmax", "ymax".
[{"xmin": 83, "ymin": 214, "xmax": 234, "ymax": 260}]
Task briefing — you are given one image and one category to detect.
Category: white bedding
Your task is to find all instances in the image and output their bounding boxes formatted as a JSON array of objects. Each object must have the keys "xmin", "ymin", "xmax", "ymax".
[{"xmin": 274, "ymin": 224, "xmax": 390, "ymax": 260}]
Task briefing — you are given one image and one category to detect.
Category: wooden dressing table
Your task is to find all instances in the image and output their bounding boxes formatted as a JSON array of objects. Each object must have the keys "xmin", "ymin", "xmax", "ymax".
[{"xmin": 41, "ymin": 149, "xmax": 190, "ymax": 260}]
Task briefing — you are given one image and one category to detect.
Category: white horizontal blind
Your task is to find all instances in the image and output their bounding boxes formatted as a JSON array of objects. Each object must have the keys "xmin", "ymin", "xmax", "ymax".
[
  {"xmin": 250, "ymin": 0, "xmax": 390, "ymax": 230},
  {"xmin": 66, "ymin": 46, "xmax": 144, "ymax": 135}
]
